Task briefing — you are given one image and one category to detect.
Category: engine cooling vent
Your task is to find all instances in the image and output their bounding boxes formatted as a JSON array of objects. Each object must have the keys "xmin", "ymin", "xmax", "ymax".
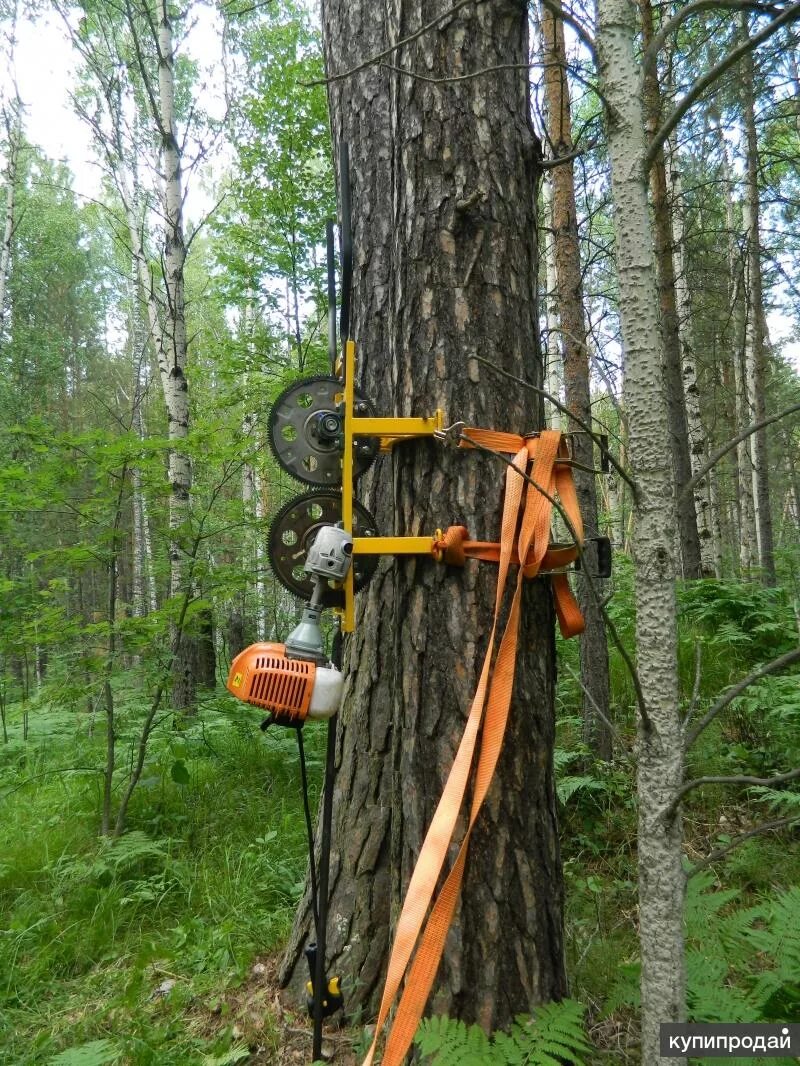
[{"xmin": 227, "ymin": 642, "xmax": 316, "ymax": 721}]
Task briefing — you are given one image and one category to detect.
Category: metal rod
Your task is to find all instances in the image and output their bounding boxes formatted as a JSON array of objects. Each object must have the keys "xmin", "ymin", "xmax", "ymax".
[
  {"xmin": 312, "ymin": 628, "xmax": 341, "ymax": 1062},
  {"xmin": 339, "ymin": 141, "xmax": 352, "ymax": 342}
]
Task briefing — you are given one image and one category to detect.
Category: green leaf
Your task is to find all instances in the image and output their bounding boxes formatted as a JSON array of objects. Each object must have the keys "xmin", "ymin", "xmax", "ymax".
[
  {"xmin": 48, "ymin": 1040, "xmax": 118, "ymax": 1066},
  {"xmin": 171, "ymin": 759, "xmax": 191, "ymax": 785}
]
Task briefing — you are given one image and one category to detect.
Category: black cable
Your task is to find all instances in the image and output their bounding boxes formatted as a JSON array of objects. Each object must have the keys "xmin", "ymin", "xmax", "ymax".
[
  {"xmin": 312, "ymin": 625, "xmax": 342, "ymax": 1061},
  {"xmin": 296, "ymin": 726, "xmax": 320, "ymax": 940}
]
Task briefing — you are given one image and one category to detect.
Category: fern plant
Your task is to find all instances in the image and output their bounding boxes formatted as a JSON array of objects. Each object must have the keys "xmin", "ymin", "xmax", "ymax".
[
  {"xmin": 415, "ymin": 998, "xmax": 590, "ymax": 1066},
  {"xmin": 48, "ymin": 1040, "xmax": 118, "ymax": 1066},
  {"xmin": 605, "ymin": 873, "xmax": 800, "ymax": 1030}
]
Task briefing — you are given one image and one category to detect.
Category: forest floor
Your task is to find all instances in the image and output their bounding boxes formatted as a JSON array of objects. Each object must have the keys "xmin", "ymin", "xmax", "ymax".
[{"xmin": 1, "ymin": 569, "xmax": 799, "ymax": 1065}]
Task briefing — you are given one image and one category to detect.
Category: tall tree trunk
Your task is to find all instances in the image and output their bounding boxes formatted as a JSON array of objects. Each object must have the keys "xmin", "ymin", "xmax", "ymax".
[
  {"xmin": 667, "ymin": 157, "xmax": 718, "ymax": 576},
  {"xmin": 740, "ymin": 16, "xmax": 776, "ymax": 585},
  {"xmin": 155, "ymin": 0, "xmax": 195, "ymax": 706},
  {"xmin": 639, "ymin": 0, "xmax": 701, "ymax": 580},
  {"xmin": 542, "ymin": 182, "xmax": 564, "ymax": 428},
  {"xmin": 241, "ymin": 303, "xmax": 269, "ymax": 643},
  {"xmin": 281, "ymin": 0, "xmax": 566, "ymax": 1030},
  {"xmin": 130, "ymin": 265, "xmax": 154, "ymax": 619},
  {"xmin": 539, "ymin": 0, "xmax": 611, "ymax": 758},
  {"xmin": 595, "ymin": 0, "xmax": 686, "ymax": 1062},
  {"xmin": 0, "ymin": 98, "xmax": 21, "ymax": 347},
  {"xmin": 718, "ymin": 130, "xmax": 758, "ymax": 574}
]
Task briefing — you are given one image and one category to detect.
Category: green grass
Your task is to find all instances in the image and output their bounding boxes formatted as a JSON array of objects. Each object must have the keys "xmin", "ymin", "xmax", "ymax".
[
  {"xmin": 1, "ymin": 569, "xmax": 798, "ymax": 1064},
  {"xmin": 0, "ymin": 693, "xmax": 318, "ymax": 1064}
]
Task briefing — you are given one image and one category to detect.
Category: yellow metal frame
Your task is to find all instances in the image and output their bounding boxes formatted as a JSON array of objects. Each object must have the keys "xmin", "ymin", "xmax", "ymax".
[{"xmin": 339, "ymin": 339, "xmax": 444, "ymax": 631}]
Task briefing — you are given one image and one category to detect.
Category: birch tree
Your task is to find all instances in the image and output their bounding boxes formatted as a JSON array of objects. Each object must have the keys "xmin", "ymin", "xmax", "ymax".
[
  {"xmin": 0, "ymin": 98, "xmax": 21, "ymax": 346},
  {"xmin": 717, "ymin": 128, "xmax": 760, "ymax": 572},
  {"xmin": 668, "ymin": 157, "xmax": 720, "ymax": 577},
  {"xmin": 61, "ymin": 0, "xmax": 204, "ymax": 706},
  {"xmin": 0, "ymin": 0, "xmax": 21, "ymax": 346},
  {"xmin": 740, "ymin": 12, "xmax": 777, "ymax": 585}
]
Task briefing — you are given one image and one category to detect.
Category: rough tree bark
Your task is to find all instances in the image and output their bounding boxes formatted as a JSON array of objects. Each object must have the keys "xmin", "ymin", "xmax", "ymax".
[
  {"xmin": 595, "ymin": 0, "xmax": 686, "ymax": 1062},
  {"xmin": 281, "ymin": 0, "xmax": 567, "ymax": 1031},
  {"xmin": 740, "ymin": 13, "xmax": 776, "ymax": 586},
  {"xmin": 639, "ymin": 0, "xmax": 702, "ymax": 580},
  {"xmin": 539, "ymin": 0, "xmax": 611, "ymax": 759}
]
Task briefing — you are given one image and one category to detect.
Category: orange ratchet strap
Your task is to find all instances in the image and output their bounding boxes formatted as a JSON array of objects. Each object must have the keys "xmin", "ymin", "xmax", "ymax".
[{"xmin": 362, "ymin": 429, "xmax": 585, "ymax": 1066}]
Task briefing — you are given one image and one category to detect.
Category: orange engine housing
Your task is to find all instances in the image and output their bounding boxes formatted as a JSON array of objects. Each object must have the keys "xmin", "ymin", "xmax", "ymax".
[{"xmin": 227, "ymin": 642, "xmax": 316, "ymax": 723}]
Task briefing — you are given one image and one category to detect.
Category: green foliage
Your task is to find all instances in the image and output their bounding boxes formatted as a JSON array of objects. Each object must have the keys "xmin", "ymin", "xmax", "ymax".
[
  {"xmin": 415, "ymin": 1000, "xmax": 590, "ymax": 1066},
  {"xmin": 48, "ymin": 1041, "xmax": 118, "ymax": 1066},
  {"xmin": 200, "ymin": 1047, "xmax": 250, "ymax": 1066},
  {"xmin": 678, "ymin": 580, "xmax": 796, "ymax": 662},
  {"xmin": 605, "ymin": 873, "xmax": 800, "ymax": 1031},
  {"xmin": 0, "ymin": 695, "xmax": 315, "ymax": 1062}
]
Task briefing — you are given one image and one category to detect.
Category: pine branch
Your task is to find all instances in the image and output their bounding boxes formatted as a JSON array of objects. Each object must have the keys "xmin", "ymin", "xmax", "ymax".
[
  {"xmin": 646, "ymin": 2, "xmax": 800, "ymax": 167},
  {"xmin": 680, "ymin": 402, "xmax": 800, "ymax": 500},
  {"xmin": 640, "ymin": 0, "xmax": 782, "ymax": 83}
]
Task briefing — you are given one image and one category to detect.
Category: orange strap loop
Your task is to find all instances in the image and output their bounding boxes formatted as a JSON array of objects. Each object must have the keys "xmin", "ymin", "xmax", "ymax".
[{"xmin": 362, "ymin": 429, "xmax": 586, "ymax": 1066}]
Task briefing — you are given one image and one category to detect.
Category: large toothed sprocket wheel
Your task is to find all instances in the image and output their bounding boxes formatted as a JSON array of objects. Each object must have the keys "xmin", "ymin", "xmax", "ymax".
[
  {"xmin": 268, "ymin": 490, "xmax": 379, "ymax": 607},
  {"xmin": 267, "ymin": 376, "xmax": 379, "ymax": 487}
]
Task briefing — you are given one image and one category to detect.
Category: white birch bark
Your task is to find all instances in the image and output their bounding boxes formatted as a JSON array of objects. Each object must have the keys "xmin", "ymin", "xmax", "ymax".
[
  {"xmin": 0, "ymin": 100, "xmax": 21, "ymax": 344},
  {"xmin": 595, "ymin": 1, "xmax": 685, "ymax": 1061},
  {"xmin": 130, "ymin": 260, "xmax": 149, "ymax": 618},
  {"xmin": 667, "ymin": 158, "xmax": 718, "ymax": 576},
  {"xmin": 156, "ymin": 0, "xmax": 190, "ymax": 591},
  {"xmin": 740, "ymin": 23, "xmax": 776, "ymax": 584},
  {"xmin": 241, "ymin": 303, "xmax": 267, "ymax": 641},
  {"xmin": 718, "ymin": 132, "xmax": 758, "ymax": 573},
  {"xmin": 132, "ymin": 403, "xmax": 157, "ymax": 617},
  {"xmin": 542, "ymin": 180, "xmax": 564, "ymax": 428}
]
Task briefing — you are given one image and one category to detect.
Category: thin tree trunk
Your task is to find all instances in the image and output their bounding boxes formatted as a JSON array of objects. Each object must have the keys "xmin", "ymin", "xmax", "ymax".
[
  {"xmin": 718, "ymin": 131, "xmax": 758, "ymax": 574},
  {"xmin": 282, "ymin": 0, "xmax": 566, "ymax": 1029},
  {"xmin": 155, "ymin": 0, "xmax": 195, "ymax": 706},
  {"xmin": 102, "ymin": 470, "xmax": 127, "ymax": 836},
  {"xmin": 595, "ymin": 1, "xmax": 686, "ymax": 1062},
  {"xmin": 542, "ymin": 182, "xmax": 564, "ymax": 428},
  {"xmin": 130, "ymin": 266, "xmax": 150, "ymax": 619},
  {"xmin": 0, "ymin": 0, "xmax": 20, "ymax": 347},
  {"xmin": 667, "ymin": 157, "xmax": 718, "ymax": 576},
  {"xmin": 0, "ymin": 672, "xmax": 7, "ymax": 743},
  {"xmin": 241, "ymin": 307, "xmax": 268, "ymax": 643},
  {"xmin": 0, "ymin": 100, "xmax": 21, "ymax": 347},
  {"xmin": 740, "ymin": 17, "xmax": 776, "ymax": 585},
  {"xmin": 639, "ymin": 0, "xmax": 701, "ymax": 580},
  {"xmin": 539, "ymin": 0, "xmax": 611, "ymax": 758}
]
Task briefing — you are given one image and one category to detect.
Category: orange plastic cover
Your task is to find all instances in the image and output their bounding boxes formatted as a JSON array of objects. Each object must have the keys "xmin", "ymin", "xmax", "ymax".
[{"xmin": 226, "ymin": 642, "xmax": 316, "ymax": 722}]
